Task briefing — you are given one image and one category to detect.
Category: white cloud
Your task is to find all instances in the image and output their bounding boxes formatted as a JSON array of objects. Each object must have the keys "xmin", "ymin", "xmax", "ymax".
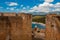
[
  {"xmin": 22, "ymin": 0, "xmax": 55, "ymax": 13},
  {"xmin": 27, "ymin": 1, "xmax": 60, "ymax": 13},
  {"xmin": 21, "ymin": 5, "xmax": 23, "ymax": 7},
  {"xmin": 4, "ymin": 0, "xmax": 60, "ymax": 13},
  {"xmin": 6, "ymin": 2, "xmax": 18, "ymax": 6},
  {"xmin": 28, "ymin": 3, "xmax": 53, "ymax": 12},
  {"xmin": 6, "ymin": 7, "xmax": 9, "ymax": 9},
  {"xmin": 39, "ymin": 2, "xmax": 53, "ymax": 7},
  {"xmin": 26, "ymin": 6, "xmax": 30, "ymax": 8},
  {"xmin": 16, "ymin": 9, "xmax": 19, "ymax": 11},
  {"xmin": 23, "ymin": 7, "xmax": 26, "ymax": 9},
  {"xmin": 5, "ymin": 0, "xmax": 56, "ymax": 13},
  {"xmin": 20, "ymin": 10, "xmax": 28, "ymax": 13},
  {"xmin": 54, "ymin": 9, "xmax": 60, "ymax": 11},
  {"xmin": 6, "ymin": 7, "xmax": 15, "ymax": 10},
  {"xmin": 32, "ymin": 6, "xmax": 38, "ymax": 10},
  {"xmin": 45, "ymin": 0, "xmax": 54, "ymax": 3},
  {"xmin": 53, "ymin": 3, "xmax": 60, "ymax": 11},
  {"xmin": 28, "ymin": 9, "xmax": 35, "ymax": 12},
  {"xmin": 10, "ymin": 8, "xmax": 15, "ymax": 10},
  {"xmin": 55, "ymin": 3, "xmax": 60, "ymax": 7}
]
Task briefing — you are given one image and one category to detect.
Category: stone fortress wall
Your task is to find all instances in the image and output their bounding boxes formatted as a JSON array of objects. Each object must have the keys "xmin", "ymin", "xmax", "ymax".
[
  {"xmin": 0, "ymin": 13, "xmax": 32, "ymax": 40},
  {"xmin": 46, "ymin": 14, "xmax": 60, "ymax": 40}
]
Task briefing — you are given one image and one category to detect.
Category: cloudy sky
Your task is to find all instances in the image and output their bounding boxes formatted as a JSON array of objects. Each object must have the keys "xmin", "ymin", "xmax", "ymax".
[{"xmin": 0, "ymin": 0, "xmax": 60, "ymax": 13}]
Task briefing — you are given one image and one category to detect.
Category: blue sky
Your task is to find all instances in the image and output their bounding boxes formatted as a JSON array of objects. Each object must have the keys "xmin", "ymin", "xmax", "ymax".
[{"xmin": 0, "ymin": 0, "xmax": 60, "ymax": 13}]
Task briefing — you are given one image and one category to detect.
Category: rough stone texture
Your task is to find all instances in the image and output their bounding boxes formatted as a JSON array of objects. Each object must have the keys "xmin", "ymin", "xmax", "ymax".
[
  {"xmin": 0, "ymin": 13, "xmax": 32, "ymax": 40},
  {"xmin": 0, "ymin": 16, "xmax": 8, "ymax": 40},
  {"xmin": 17, "ymin": 13, "xmax": 32, "ymax": 40},
  {"xmin": 3, "ymin": 13, "xmax": 16, "ymax": 16},
  {"xmin": 0, "ymin": 14, "xmax": 1, "ymax": 16},
  {"xmin": 46, "ymin": 14, "xmax": 60, "ymax": 40}
]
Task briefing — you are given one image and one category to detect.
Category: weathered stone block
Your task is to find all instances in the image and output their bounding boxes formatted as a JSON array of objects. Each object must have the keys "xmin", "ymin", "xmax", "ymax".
[
  {"xmin": 0, "ymin": 17, "xmax": 8, "ymax": 40},
  {"xmin": 46, "ymin": 14, "xmax": 60, "ymax": 40},
  {"xmin": 0, "ymin": 13, "xmax": 32, "ymax": 40},
  {"xmin": 3, "ymin": 13, "xmax": 16, "ymax": 16}
]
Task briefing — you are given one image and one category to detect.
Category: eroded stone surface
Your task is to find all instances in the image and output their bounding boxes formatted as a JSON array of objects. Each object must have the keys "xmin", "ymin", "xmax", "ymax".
[{"xmin": 0, "ymin": 13, "xmax": 32, "ymax": 40}]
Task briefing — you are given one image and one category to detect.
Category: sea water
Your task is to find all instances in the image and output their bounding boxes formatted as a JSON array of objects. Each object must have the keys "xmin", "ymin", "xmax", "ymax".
[{"xmin": 32, "ymin": 23, "xmax": 45, "ymax": 29}]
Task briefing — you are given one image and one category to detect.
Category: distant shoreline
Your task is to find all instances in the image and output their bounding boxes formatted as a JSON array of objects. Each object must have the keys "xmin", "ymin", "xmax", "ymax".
[
  {"xmin": 39, "ymin": 23, "xmax": 45, "ymax": 26},
  {"xmin": 32, "ymin": 22, "xmax": 45, "ymax": 26}
]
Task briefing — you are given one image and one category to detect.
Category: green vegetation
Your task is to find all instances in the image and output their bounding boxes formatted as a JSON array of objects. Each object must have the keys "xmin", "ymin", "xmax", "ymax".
[{"xmin": 32, "ymin": 15, "xmax": 46, "ymax": 24}]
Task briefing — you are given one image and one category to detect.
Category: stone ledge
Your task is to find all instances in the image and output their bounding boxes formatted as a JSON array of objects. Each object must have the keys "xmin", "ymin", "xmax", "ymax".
[{"xmin": 0, "ymin": 13, "xmax": 32, "ymax": 16}]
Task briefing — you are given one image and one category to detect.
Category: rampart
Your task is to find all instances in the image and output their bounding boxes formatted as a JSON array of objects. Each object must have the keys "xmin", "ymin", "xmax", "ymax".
[
  {"xmin": 46, "ymin": 14, "xmax": 60, "ymax": 40},
  {"xmin": 0, "ymin": 13, "xmax": 32, "ymax": 40}
]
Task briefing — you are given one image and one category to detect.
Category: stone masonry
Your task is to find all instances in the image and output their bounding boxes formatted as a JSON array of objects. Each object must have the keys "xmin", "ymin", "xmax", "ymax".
[
  {"xmin": 0, "ymin": 13, "xmax": 32, "ymax": 40},
  {"xmin": 46, "ymin": 14, "xmax": 60, "ymax": 40}
]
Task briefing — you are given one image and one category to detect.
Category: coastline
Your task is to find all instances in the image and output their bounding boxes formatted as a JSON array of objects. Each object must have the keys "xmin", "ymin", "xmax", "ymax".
[
  {"xmin": 32, "ymin": 22, "xmax": 45, "ymax": 26},
  {"xmin": 39, "ymin": 23, "xmax": 45, "ymax": 26}
]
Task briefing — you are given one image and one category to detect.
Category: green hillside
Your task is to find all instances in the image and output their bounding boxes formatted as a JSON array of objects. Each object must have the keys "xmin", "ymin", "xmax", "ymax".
[{"xmin": 32, "ymin": 15, "xmax": 46, "ymax": 24}]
